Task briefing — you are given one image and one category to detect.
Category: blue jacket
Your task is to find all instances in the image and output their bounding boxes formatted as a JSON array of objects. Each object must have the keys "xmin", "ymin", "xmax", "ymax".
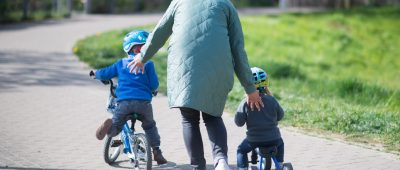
[
  {"xmin": 95, "ymin": 57, "xmax": 159, "ymax": 102},
  {"xmin": 235, "ymin": 94, "xmax": 284, "ymax": 142}
]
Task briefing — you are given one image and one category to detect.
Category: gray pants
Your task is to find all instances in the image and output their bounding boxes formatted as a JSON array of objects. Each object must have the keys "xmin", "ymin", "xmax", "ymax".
[
  {"xmin": 108, "ymin": 99, "xmax": 161, "ymax": 148},
  {"xmin": 180, "ymin": 107, "xmax": 228, "ymax": 170}
]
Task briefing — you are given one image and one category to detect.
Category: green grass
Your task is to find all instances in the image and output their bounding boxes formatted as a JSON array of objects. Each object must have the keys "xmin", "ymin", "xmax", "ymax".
[
  {"xmin": 73, "ymin": 7, "xmax": 400, "ymax": 152},
  {"xmin": 0, "ymin": 10, "xmax": 70, "ymax": 24}
]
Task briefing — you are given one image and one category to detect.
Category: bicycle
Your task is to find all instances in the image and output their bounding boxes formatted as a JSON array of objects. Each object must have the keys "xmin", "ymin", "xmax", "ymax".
[
  {"xmin": 250, "ymin": 146, "xmax": 293, "ymax": 170},
  {"xmin": 90, "ymin": 71, "xmax": 152, "ymax": 170}
]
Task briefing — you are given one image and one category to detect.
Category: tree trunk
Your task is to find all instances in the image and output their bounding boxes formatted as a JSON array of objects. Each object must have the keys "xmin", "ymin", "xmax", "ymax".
[
  {"xmin": 22, "ymin": 0, "xmax": 29, "ymax": 20},
  {"xmin": 85, "ymin": 0, "xmax": 92, "ymax": 14},
  {"xmin": 53, "ymin": 0, "xmax": 58, "ymax": 13},
  {"xmin": 134, "ymin": 0, "xmax": 141, "ymax": 12},
  {"xmin": 280, "ymin": 0, "xmax": 287, "ymax": 9},
  {"xmin": 66, "ymin": 0, "xmax": 72, "ymax": 17},
  {"xmin": 108, "ymin": 0, "xmax": 115, "ymax": 14},
  {"xmin": 344, "ymin": 0, "xmax": 351, "ymax": 8}
]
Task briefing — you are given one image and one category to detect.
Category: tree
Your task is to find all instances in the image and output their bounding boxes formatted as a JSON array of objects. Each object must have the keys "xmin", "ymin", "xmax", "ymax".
[{"xmin": 22, "ymin": 0, "xmax": 29, "ymax": 20}]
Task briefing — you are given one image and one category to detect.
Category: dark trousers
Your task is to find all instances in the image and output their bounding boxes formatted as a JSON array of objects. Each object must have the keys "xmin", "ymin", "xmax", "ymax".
[
  {"xmin": 180, "ymin": 107, "xmax": 228, "ymax": 170},
  {"xmin": 237, "ymin": 138, "xmax": 284, "ymax": 168},
  {"xmin": 108, "ymin": 100, "xmax": 161, "ymax": 148}
]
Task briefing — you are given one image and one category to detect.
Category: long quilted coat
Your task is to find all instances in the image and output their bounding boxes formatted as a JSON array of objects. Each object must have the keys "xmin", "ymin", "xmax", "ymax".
[{"xmin": 139, "ymin": 0, "xmax": 256, "ymax": 117}]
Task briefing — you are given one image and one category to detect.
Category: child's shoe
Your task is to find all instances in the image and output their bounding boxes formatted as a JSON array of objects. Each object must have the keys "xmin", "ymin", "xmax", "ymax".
[
  {"xmin": 215, "ymin": 159, "xmax": 230, "ymax": 170},
  {"xmin": 153, "ymin": 148, "xmax": 167, "ymax": 165},
  {"xmin": 96, "ymin": 118, "xmax": 112, "ymax": 140}
]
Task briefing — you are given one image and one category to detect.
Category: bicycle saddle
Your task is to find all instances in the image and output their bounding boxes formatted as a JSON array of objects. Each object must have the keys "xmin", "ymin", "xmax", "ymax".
[
  {"xmin": 129, "ymin": 112, "xmax": 142, "ymax": 120},
  {"xmin": 258, "ymin": 146, "xmax": 278, "ymax": 157}
]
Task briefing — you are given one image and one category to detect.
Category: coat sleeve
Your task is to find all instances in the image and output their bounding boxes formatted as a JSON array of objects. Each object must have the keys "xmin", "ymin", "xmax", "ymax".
[
  {"xmin": 145, "ymin": 61, "xmax": 159, "ymax": 92},
  {"xmin": 95, "ymin": 61, "xmax": 119, "ymax": 80},
  {"xmin": 139, "ymin": 0, "xmax": 178, "ymax": 63},
  {"xmin": 227, "ymin": 4, "xmax": 256, "ymax": 94},
  {"xmin": 235, "ymin": 100, "xmax": 248, "ymax": 127},
  {"xmin": 275, "ymin": 98, "xmax": 284, "ymax": 121}
]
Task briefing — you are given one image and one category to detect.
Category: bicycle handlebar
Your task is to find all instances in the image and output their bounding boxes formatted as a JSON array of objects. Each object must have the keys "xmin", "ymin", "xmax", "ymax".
[{"xmin": 90, "ymin": 70, "xmax": 116, "ymax": 98}]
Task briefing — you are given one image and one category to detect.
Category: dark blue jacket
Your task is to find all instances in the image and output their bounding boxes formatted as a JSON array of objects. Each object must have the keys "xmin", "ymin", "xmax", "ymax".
[
  {"xmin": 95, "ymin": 57, "xmax": 158, "ymax": 102},
  {"xmin": 235, "ymin": 94, "xmax": 284, "ymax": 142}
]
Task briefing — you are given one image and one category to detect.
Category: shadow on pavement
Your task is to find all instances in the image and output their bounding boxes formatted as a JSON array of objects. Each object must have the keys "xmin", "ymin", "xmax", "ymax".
[
  {"xmin": 0, "ymin": 166, "xmax": 77, "ymax": 170},
  {"xmin": 108, "ymin": 160, "xmax": 132, "ymax": 169},
  {"xmin": 109, "ymin": 160, "xmax": 185, "ymax": 169},
  {"xmin": 0, "ymin": 17, "xmax": 90, "ymax": 32},
  {"xmin": 0, "ymin": 50, "xmax": 96, "ymax": 91},
  {"xmin": 107, "ymin": 160, "xmax": 238, "ymax": 170},
  {"xmin": 173, "ymin": 164, "xmax": 237, "ymax": 170}
]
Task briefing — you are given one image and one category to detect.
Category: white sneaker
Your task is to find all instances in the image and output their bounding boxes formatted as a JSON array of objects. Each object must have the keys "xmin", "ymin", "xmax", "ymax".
[{"xmin": 215, "ymin": 159, "xmax": 230, "ymax": 170}]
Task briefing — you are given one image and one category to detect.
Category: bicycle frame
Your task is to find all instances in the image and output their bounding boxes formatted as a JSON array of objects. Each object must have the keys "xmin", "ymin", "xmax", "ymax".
[
  {"xmin": 259, "ymin": 155, "xmax": 280, "ymax": 170},
  {"xmin": 104, "ymin": 79, "xmax": 138, "ymax": 161},
  {"xmin": 121, "ymin": 123, "xmax": 134, "ymax": 157},
  {"xmin": 91, "ymin": 72, "xmax": 153, "ymax": 169}
]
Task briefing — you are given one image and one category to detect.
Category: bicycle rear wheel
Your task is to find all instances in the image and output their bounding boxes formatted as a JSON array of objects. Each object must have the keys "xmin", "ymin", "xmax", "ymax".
[
  {"xmin": 104, "ymin": 134, "xmax": 122, "ymax": 164},
  {"xmin": 282, "ymin": 163, "xmax": 293, "ymax": 170},
  {"xmin": 132, "ymin": 133, "xmax": 152, "ymax": 170}
]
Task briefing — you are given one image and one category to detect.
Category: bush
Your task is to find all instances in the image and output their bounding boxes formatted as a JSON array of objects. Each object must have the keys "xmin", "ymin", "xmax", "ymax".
[{"xmin": 0, "ymin": 0, "xmax": 72, "ymax": 24}]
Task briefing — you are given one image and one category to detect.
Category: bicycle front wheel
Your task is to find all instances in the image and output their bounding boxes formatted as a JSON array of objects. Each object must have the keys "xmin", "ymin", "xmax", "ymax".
[
  {"xmin": 132, "ymin": 133, "xmax": 152, "ymax": 170},
  {"xmin": 261, "ymin": 157, "xmax": 272, "ymax": 170},
  {"xmin": 103, "ymin": 134, "xmax": 122, "ymax": 164}
]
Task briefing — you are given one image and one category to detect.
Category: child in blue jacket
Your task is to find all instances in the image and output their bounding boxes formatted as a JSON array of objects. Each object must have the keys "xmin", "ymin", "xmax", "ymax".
[
  {"xmin": 94, "ymin": 30, "xmax": 167, "ymax": 165},
  {"xmin": 235, "ymin": 67, "xmax": 285, "ymax": 170}
]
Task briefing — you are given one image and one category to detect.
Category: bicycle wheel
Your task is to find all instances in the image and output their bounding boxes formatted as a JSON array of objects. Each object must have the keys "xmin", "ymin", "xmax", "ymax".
[
  {"xmin": 132, "ymin": 133, "xmax": 152, "ymax": 170},
  {"xmin": 103, "ymin": 134, "xmax": 122, "ymax": 164},
  {"xmin": 282, "ymin": 163, "xmax": 293, "ymax": 170},
  {"xmin": 261, "ymin": 157, "xmax": 272, "ymax": 170}
]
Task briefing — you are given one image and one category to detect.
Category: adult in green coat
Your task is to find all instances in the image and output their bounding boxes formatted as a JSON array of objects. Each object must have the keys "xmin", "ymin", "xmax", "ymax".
[{"xmin": 128, "ymin": 0, "xmax": 263, "ymax": 169}]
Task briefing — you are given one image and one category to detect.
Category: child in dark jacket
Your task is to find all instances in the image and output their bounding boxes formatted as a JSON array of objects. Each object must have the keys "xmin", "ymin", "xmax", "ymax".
[
  {"xmin": 93, "ymin": 30, "xmax": 167, "ymax": 165},
  {"xmin": 235, "ymin": 67, "xmax": 284, "ymax": 170}
]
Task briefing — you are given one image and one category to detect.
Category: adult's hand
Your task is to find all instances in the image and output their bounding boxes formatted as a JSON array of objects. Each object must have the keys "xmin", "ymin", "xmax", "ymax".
[
  {"xmin": 247, "ymin": 91, "xmax": 264, "ymax": 111},
  {"xmin": 127, "ymin": 54, "xmax": 145, "ymax": 74}
]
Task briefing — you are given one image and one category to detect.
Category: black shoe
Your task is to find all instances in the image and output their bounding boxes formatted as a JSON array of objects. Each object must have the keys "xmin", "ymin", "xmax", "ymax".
[{"xmin": 153, "ymin": 148, "xmax": 167, "ymax": 165}]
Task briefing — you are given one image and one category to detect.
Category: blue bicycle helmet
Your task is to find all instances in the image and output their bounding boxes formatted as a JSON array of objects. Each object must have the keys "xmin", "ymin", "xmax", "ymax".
[
  {"xmin": 251, "ymin": 67, "xmax": 269, "ymax": 89},
  {"xmin": 123, "ymin": 30, "xmax": 149, "ymax": 55}
]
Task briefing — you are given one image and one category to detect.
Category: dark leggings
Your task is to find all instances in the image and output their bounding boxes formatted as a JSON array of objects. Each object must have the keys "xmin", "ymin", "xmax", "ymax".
[
  {"xmin": 180, "ymin": 107, "xmax": 228, "ymax": 170},
  {"xmin": 237, "ymin": 138, "xmax": 284, "ymax": 168},
  {"xmin": 108, "ymin": 100, "xmax": 161, "ymax": 148}
]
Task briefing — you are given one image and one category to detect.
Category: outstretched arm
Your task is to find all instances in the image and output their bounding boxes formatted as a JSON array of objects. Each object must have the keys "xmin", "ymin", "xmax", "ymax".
[
  {"xmin": 227, "ymin": 3, "xmax": 263, "ymax": 111},
  {"xmin": 128, "ymin": 0, "xmax": 177, "ymax": 74},
  {"xmin": 95, "ymin": 61, "xmax": 119, "ymax": 80}
]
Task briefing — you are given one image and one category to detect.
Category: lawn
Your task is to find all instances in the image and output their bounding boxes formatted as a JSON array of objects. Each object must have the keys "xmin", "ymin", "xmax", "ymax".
[{"xmin": 73, "ymin": 6, "xmax": 400, "ymax": 152}]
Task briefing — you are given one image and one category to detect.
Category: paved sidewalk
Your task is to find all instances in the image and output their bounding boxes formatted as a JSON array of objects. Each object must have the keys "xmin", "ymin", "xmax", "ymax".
[{"xmin": 1, "ymin": 11, "xmax": 399, "ymax": 170}]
